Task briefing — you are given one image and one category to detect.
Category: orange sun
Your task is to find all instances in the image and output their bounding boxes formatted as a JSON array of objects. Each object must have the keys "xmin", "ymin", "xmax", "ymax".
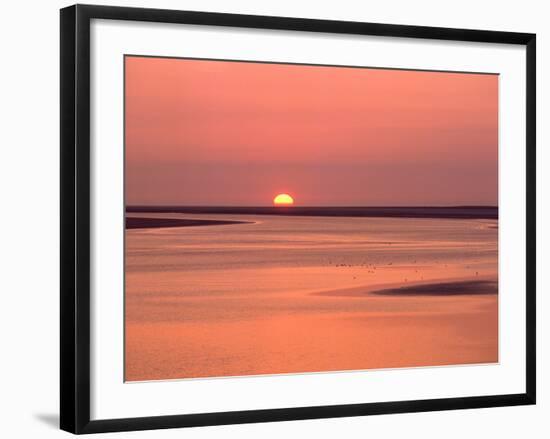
[{"xmin": 273, "ymin": 193, "xmax": 294, "ymax": 206}]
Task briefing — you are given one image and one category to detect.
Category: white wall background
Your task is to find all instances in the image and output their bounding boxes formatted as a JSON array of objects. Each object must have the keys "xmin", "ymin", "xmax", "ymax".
[{"xmin": 0, "ymin": 0, "xmax": 546, "ymax": 437}]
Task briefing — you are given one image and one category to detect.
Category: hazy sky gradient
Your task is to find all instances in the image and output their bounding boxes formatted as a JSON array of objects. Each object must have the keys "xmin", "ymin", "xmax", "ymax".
[{"xmin": 125, "ymin": 56, "xmax": 498, "ymax": 206}]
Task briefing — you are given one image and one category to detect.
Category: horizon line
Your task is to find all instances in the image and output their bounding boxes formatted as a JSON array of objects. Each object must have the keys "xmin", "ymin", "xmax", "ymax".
[{"xmin": 126, "ymin": 204, "xmax": 498, "ymax": 209}]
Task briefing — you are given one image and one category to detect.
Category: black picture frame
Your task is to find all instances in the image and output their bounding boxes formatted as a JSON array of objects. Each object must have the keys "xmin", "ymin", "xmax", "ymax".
[{"xmin": 60, "ymin": 4, "xmax": 536, "ymax": 434}]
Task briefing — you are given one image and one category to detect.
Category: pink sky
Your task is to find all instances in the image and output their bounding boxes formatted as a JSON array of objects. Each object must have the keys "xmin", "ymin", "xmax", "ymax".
[{"xmin": 125, "ymin": 56, "xmax": 498, "ymax": 206}]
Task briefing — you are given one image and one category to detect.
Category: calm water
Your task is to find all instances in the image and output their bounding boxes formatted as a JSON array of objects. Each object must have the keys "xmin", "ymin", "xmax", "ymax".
[{"xmin": 125, "ymin": 214, "xmax": 498, "ymax": 381}]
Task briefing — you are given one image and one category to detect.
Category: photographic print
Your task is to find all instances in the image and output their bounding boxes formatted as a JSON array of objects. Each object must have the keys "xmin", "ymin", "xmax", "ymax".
[{"xmin": 124, "ymin": 55, "xmax": 498, "ymax": 382}]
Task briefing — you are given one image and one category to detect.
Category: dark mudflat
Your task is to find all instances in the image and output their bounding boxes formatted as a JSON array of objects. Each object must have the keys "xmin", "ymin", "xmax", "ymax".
[
  {"xmin": 372, "ymin": 280, "xmax": 498, "ymax": 296},
  {"xmin": 126, "ymin": 217, "xmax": 252, "ymax": 230}
]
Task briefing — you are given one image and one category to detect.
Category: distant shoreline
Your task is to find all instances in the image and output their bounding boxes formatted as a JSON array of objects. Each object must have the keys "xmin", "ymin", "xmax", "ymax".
[
  {"xmin": 126, "ymin": 217, "xmax": 252, "ymax": 230},
  {"xmin": 126, "ymin": 206, "xmax": 498, "ymax": 220}
]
